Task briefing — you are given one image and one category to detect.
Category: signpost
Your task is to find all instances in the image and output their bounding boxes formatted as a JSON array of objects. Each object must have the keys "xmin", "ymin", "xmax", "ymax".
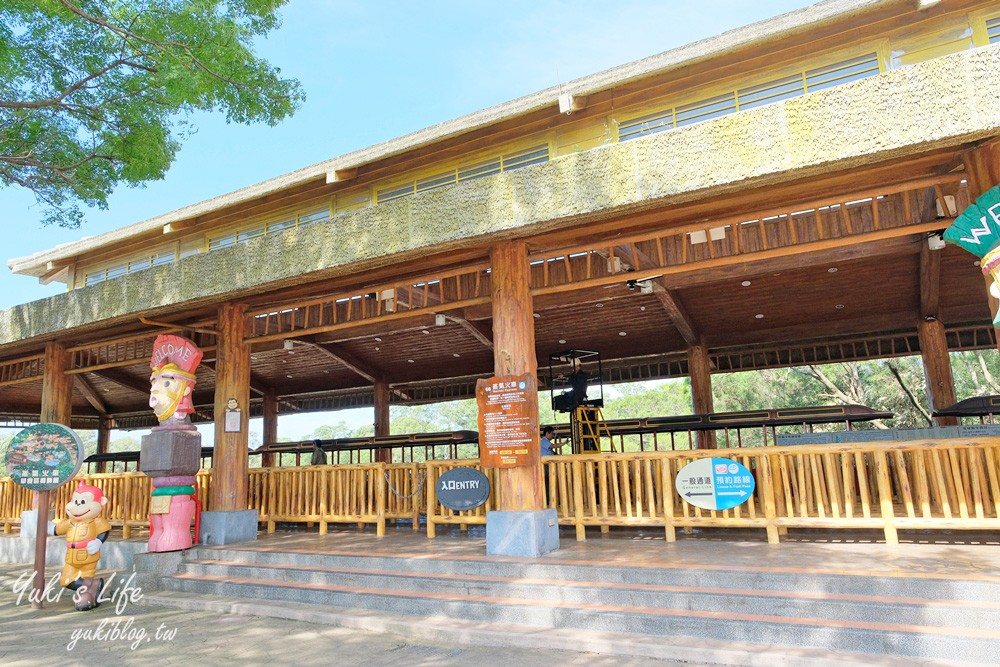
[
  {"xmin": 5, "ymin": 423, "xmax": 86, "ymax": 609},
  {"xmin": 675, "ymin": 458, "xmax": 756, "ymax": 511},
  {"xmin": 476, "ymin": 373, "xmax": 539, "ymax": 468}
]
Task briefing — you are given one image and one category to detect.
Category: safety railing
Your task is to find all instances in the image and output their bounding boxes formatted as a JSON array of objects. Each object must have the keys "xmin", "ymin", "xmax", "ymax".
[{"xmin": 6, "ymin": 437, "xmax": 999, "ymax": 544}]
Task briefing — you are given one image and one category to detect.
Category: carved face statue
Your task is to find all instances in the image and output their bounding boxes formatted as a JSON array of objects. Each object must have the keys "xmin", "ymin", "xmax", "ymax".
[
  {"xmin": 65, "ymin": 485, "xmax": 107, "ymax": 522},
  {"xmin": 149, "ymin": 366, "xmax": 194, "ymax": 422}
]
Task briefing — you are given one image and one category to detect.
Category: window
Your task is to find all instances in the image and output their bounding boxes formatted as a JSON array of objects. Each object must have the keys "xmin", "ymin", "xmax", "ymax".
[
  {"xmin": 618, "ymin": 52, "xmax": 880, "ymax": 141},
  {"xmin": 988, "ymin": 16, "xmax": 1000, "ymax": 44},
  {"xmin": 376, "ymin": 144, "xmax": 550, "ymax": 204}
]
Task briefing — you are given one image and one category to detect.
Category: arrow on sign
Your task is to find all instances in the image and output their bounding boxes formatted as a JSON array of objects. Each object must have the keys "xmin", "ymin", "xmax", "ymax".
[
  {"xmin": 718, "ymin": 491, "xmax": 748, "ymax": 497},
  {"xmin": 685, "ymin": 491, "xmax": 713, "ymax": 497}
]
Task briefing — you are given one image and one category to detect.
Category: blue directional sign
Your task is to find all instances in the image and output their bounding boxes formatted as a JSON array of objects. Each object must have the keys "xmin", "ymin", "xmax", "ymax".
[{"xmin": 675, "ymin": 458, "xmax": 756, "ymax": 511}]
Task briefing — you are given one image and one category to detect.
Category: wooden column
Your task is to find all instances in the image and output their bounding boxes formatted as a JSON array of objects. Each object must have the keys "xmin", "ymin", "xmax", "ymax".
[
  {"xmin": 212, "ymin": 303, "xmax": 251, "ymax": 511},
  {"xmin": 918, "ymin": 318, "xmax": 958, "ymax": 426},
  {"xmin": 96, "ymin": 415, "xmax": 112, "ymax": 473},
  {"xmin": 35, "ymin": 342, "xmax": 73, "ymax": 608},
  {"xmin": 261, "ymin": 391, "xmax": 278, "ymax": 468},
  {"xmin": 963, "ymin": 141, "xmax": 1000, "ymax": 351},
  {"xmin": 374, "ymin": 380, "xmax": 391, "ymax": 463},
  {"xmin": 687, "ymin": 343, "xmax": 717, "ymax": 449},
  {"xmin": 490, "ymin": 240, "xmax": 544, "ymax": 511}
]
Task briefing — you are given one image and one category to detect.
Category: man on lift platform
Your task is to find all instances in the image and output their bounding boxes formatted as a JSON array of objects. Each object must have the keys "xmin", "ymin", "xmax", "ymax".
[{"xmin": 548, "ymin": 350, "xmax": 609, "ymax": 454}]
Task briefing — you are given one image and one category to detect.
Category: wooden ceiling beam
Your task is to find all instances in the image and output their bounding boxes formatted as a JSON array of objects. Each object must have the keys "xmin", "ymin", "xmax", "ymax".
[
  {"xmin": 920, "ymin": 241, "xmax": 942, "ymax": 320},
  {"xmin": 447, "ymin": 314, "xmax": 494, "ymax": 349},
  {"xmin": 90, "ymin": 368, "xmax": 150, "ymax": 396},
  {"xmin": 74, "ymin": 375, "xmax": 107, "ymax": 414},
  {"xmin": 298, "ymin": 339, "xmax": 410, "ymax": 401},
  {"xmin": 651, "ymin": 282, "xmax": 700, "ymax": 346}
]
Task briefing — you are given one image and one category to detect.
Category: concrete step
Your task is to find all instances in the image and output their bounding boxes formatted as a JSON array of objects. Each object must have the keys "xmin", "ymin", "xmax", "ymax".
[
  {"xmin": 143, "ymin": 590, "xmax": 981, "ymax": 667},
  {"xmin": 157, "ymin": 568, "xmax": 1000, "ymax": 663},
  {"xmin": 186, "ymin": 545, "xmax": 1000, "ymax": 602},
  {"xmin": 173, "ymin": 558, "xmax": 1000, "ymax": 630}
]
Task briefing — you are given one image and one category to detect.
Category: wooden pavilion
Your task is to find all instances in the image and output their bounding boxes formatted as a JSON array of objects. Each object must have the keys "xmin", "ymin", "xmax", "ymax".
[{"xmin": 3, "ymin": 0, "xmax": 1000, "ymax": 548}]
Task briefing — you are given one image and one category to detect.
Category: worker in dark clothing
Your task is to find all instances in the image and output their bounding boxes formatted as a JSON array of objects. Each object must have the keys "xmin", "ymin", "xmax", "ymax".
[
  {"xmin": 310, "ymin": 439, "xmax": 328, "ymax": 466},
  {"xmin": 553, "ymin": 358, "xmax": 588, "ymax": 412}
]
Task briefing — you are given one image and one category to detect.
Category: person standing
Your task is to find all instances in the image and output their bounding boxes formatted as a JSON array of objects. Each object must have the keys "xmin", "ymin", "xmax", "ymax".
[{"xmin": 540, "ymin": 426, "xmax": 557, "ymax": 457}]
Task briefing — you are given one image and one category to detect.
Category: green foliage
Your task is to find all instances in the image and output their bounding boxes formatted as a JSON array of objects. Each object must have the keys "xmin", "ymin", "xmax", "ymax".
[{"xmin": 0, "ymin": 0, "xmax": 303, "ymax": 226}]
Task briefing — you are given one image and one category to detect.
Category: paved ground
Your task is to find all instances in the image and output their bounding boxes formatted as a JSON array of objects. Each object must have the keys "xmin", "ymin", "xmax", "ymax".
[{"xmin": 0, "ymin": 561, "xmax": 695, "ymax": 667}]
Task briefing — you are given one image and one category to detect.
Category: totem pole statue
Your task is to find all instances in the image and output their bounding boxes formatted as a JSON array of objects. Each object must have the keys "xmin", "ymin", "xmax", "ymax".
[
  {"xmin": 943, "ymin": 185, "xmax": 1000, "ymax": 325},
  {"xmin": 140, "ymin": 334, "xmax": 204, "ymax": 552},
  {"xmin": 49, "ymin": 482, "xmax": 111, "ymax": 611}
]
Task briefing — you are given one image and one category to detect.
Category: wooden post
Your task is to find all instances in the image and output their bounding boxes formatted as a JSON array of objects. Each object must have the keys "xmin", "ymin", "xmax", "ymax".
[
  {"xmin": 211, "ymin": 303, "xmax": 251, "ymax": 511},
  {"xmin": 261, "ymin": 391, "xmax": 278, "ymax": 468},
  {"xmin": 96, "ymin": 415, "xmax": 112, "ymax": 473},
  {"xmin": 963, "ymin": 141, "xmax": 1000, "ymax": 351},
  {"xmin": 491, "ymin": 240, "xmax": 544, "ymax": 511},
  {"xmin": 374, "ymin": 380, "xmax": 391, "ymax": 463},
  {"xmin": 687, "ymin": 343, "xmax": 717, "ymax": 449},
  {"xmin": 35, "ymin": 342, "xmax": 73, "ymax": 608},
  {"xmin": 917, "ymin": 318, "xmax": 958, "ymax": 426}
]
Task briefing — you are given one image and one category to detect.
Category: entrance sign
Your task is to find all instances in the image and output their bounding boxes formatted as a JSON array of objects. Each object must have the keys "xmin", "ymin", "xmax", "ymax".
[
  {"xmin": 675, "ymin": 458, "xmax": 756, "ymax": 511},
  {"xmin": 476, "ymin": 373, "xmax": 540, "ymax": 468},
  {"xmin": 5, "ymin": 423, "xmax": 84, "ymax": 491},
  {"xmin": 436, "ymin": 467, "xmax": 491, "ymax": 511}
]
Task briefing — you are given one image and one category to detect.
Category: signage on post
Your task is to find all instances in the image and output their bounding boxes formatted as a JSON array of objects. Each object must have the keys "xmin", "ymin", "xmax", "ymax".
[
  {"xmin": 436, "ymin": 467, "xmax": 491, "ymax": 511},
  {"xmin": 476, "ymin": 373, "xmax": 539, "ymax": 468},
  {"xmin": 675, "ymin": 458, "xmax": 756, "ymax": 511},
  {"xmin": 5, "ymin": 423, "xmax": 85, "ymax": 492}
]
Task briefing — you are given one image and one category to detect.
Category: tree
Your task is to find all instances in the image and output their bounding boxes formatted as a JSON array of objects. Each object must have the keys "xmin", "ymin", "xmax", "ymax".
[{"xmin": 0, "ymin": 0, "xmax": 304, "ymax": 226}]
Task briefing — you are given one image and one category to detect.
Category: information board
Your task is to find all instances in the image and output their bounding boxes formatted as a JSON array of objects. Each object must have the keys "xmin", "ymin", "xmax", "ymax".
[
  {"xmin": 675, "ymin": 457, "xmax": 756, "ymax": 511},
  {"xmin": 5, "ymin": 423, "xmax": 85, "ymax": 491},
  {"xmin": 476, "ymin": 373, "xmax": 539, "ymax": 469}
]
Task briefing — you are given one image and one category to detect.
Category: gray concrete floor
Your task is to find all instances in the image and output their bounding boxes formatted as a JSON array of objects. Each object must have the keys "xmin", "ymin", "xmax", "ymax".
[{"xmin": 0, "ymin": 561, "xmax": 695, "ymax": 666}]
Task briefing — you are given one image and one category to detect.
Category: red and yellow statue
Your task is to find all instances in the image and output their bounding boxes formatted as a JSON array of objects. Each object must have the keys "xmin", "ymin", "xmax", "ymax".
[
  {"xmin": 48, "ymin": 482, "xmax": 111, "ymax": 611},
  {"xmin": 149, "ymin": 334, "xmax": 203, "ymax": 431}
]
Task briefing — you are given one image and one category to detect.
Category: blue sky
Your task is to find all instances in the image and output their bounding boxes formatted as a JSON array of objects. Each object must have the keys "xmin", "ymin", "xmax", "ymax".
[{"xmin": 0, "ymin": 1, "xmax": 816, "ymax": 439}]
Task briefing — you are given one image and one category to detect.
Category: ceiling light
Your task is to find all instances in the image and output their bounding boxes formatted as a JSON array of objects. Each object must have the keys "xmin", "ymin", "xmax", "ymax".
[
  {"xmin": 618, "ymin": 331, "xmax": 627, "ymax": 336},
  {"xmin": 741, "ymin": 280, "xmax": 751, "ymax": 287},
  {"xmin": 827, "ymin": 267, "xmax": 838, "ymax": 273},
  {"xmin": 422, "ymin": 329, "xmax": 430, "ymax": 334},
  {"xmin": 640, "ymin": 306, "xmax": 646, "ymax": 311},
  {"xmin": 407, "ymin": 359, "xmax": 414, "ymax": 363},
  {"xmin": 286, "ymin": 374, "xmax": 293, "ymax": 378},
  {"xmin": 283, "ymin": 340, "xmax": 294, "ymax": 350},
  {"xmin": 435, "ymin": 314, "xmax": 447, "ymax": 326},
  {"xmin": 755, "ymin": 314, "xmax": 764, "ymax": 319},
  {"xmin": 558, "ymin": 339, "xmax": 566, "ymax": 344},
  {"xmin": 453, "ymin": 353, "xmax": 460, "ymax": 357},
  {"xmin": 533, "ymin": 313, "xmax": 540, "ymax": 318},
  {"xmin": 374, "ymin": 347, "xmax": 380, "ymax": 351},
  {"xmin": 374, "ymin": 337, "xmax": 382, "ymax": 342},
  {"xmin": 835, "ymin": 304, "xmax": 845, "ymax": 309},
  {"xmin": 596, "ymin": 303, "xmax": 604, "ymax": 308}
]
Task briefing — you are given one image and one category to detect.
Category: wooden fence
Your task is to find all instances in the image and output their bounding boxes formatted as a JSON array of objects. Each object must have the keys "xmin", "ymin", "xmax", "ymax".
[{"xmin": 3, "ymin": 438, "xmax": 999, "ymax": 544}]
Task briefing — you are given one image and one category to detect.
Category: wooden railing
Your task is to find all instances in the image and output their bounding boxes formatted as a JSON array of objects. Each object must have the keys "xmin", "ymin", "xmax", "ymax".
[{"xmin": 5, "ymin": 437, "xmax": 999, "ymax": 544}]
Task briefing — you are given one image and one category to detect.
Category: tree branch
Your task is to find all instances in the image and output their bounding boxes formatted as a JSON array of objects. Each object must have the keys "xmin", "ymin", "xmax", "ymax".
[
  {"xmin": 0, "ymin": 59, "xmax": 155, "ymax": 110},
  {"xmin": 886, "ymin": 362, "xmax": 932, "ymax": 426}
]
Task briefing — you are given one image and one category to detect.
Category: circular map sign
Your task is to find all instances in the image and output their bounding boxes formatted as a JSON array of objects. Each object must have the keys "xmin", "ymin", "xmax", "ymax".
[
  {"xmin": 436, "ymin": 467, "xmax": 490, "ymax": 511},
  {"xmin": 5, "ymin": 423, "xmax": 85, "ymax": 491},
  {"xmin": 675, "ymin": 457, "xmax": 756, "ymax": 511}
]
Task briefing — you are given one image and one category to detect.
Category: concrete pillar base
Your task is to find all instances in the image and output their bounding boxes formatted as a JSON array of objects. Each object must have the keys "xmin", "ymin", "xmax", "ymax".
[
  {"xmin": 486, "ymin": 509, "xmax": 560, "ymax": 557},
  {"xmin": 199, "ymin": 510, "xmax": 259, "ymax": 545}
]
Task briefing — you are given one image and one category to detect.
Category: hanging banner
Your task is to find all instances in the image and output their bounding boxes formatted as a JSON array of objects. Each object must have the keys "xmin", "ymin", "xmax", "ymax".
[
  {"xmin": 675, "ymin": 458, "xmax": 756, "ymax": 511},
  {"xmin": 476, "ymin": 373, "xmax": 539, "ymax": 468}
]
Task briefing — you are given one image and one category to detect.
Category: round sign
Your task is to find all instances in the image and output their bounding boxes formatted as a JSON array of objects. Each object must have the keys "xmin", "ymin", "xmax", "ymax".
[
  {"xmin": 4, "ymin": 423, "xmax": 85, "ymax": 491},
  {"xmin": 675, "ymin": 457, "xmax": 756, "ymax": 511},
  {"xmin": 436, "ymin": 467, "xmax": 490, "ymax": 511}
]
